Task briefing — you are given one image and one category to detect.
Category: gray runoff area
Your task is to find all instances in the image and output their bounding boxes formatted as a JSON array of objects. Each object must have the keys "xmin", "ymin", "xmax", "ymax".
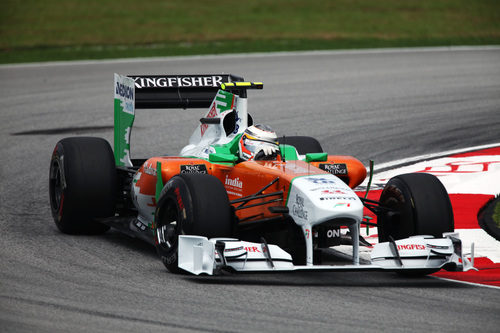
[{"xmin": 1, "ymin": 47, "xmax": 500, "ymax": 333}]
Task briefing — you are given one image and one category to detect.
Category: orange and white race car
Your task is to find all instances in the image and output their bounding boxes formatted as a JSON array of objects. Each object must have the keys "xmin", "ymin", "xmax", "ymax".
[{"xmin": 49, "ymin": 73, "xmax": 475, "ymax": 275}]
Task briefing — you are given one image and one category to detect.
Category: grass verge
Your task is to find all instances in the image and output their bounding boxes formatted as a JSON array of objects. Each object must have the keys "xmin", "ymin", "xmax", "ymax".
[
  {"xmin": 2, "ymin": 0, "xmax": 500, "ymax": 64},
  {"xmin": 478, "ymin": 196, "xmax": 500, "ymax": 241},
  {"xmin": 494, "ymin": 199, "xmax": 500, "ymax": 228}
]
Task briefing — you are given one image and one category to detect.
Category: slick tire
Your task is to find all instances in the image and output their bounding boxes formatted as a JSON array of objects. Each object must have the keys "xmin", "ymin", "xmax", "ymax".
[
  {"xmin": 154, "ymin": 173, "xmax": 233, "ymax": 273},
  {"xmin": 377, "ymin": 173, "xmax": 454, "ymax": 276},
  {"xmin": 277, "ymin": 136, "xmax": 323, "ymax": 154},
  {"xmin": 49, "ymin": 137, "xmax": 116, "ymax": 234},
  {"xmin": 378, "ymin": 173, "xmax": 454, "ymax": 243}
]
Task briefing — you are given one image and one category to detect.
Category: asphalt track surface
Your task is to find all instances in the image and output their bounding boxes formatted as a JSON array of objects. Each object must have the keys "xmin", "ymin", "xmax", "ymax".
[{"xmin": 1, "ymin": 47, "xmax": 500, "ymax": 332}]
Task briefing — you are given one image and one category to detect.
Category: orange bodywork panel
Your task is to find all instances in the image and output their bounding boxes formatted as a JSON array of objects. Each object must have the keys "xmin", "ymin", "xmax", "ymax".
[
  {"xmin": 309, "ymin": 155, "xmax": 367, "ymax": 189},
  {"xmin": 132, "ymin": 155, "xmax": 366, "ymax": 224}
]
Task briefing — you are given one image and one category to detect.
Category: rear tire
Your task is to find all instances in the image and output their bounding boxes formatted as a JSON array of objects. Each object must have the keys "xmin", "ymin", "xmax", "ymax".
[
  {"xmin": 154, "ymin": 173, "xmax": 233, "ymax": 273},
  {"xmin": 277, "ymin": 136, "xmax": 323, "ymax": 154},
  {"xmin": 49, "ymin": 137, "xmax": 116, "ymax": 234}
]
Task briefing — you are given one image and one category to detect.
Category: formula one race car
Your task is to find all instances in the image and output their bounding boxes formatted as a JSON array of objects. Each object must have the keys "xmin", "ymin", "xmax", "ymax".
[{"xmin": 49, "ymin": 73, "xmax": 475, "ymax": 276}]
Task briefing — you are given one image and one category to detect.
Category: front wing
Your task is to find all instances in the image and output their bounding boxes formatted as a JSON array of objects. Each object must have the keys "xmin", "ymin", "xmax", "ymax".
[{"xmin": 178, "ymin": 234, "xmax": 476, "ymax": 275}]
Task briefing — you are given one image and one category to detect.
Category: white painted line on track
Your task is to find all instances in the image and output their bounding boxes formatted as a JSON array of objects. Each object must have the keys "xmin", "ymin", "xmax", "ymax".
[
  {"xmin": 369, "ymin": 142, "xmax": 500, "ymax": 172},
  {"xmin": 2, "ymin": 45, "xmax": 500, "ymax": 69},
  {"xmin": 431, "ymin": 276, "xmax": 500, "ymax": 290}
]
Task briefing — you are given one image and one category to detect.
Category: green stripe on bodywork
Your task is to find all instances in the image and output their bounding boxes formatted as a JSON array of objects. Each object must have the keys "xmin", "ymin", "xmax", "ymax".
[
  {"xmin": 279, "ymin": 144, "xmax": 299, "ymax": 161},
  {"xmin": 305, "ymin": 152, "xmax": 328, "ymax": 162},
  {"xmin": 113, "ymin": 99, "xmax": 135, "ymax": 166},
  {"xmin": 155, "ymin": 161, "xmax": 163, "ymax": 202},
  {"xmin": 208, "ymin": 153, "xmax": 238, "ymax": 163},
  {"xmin": 213, "ymin": 134, "xmax": 242, "ymax": 155},
  {"xmin": 215, "ymin": 90, "xmax": 235, "ymax": 114},
  {"xmin": 183, "ymin": 135, "xmax": 243, "ymax": 165}
]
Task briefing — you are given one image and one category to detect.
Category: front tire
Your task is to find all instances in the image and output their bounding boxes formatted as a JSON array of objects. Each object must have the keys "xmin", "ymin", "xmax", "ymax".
[
  {"xmin": 378, "ymin": 173, "xmax": 454, "ymax": 243},
  {"xmin": 49, "ymin": 137, "xmax": 116, "ymax": 234},
  {"xmin": 377, "ymin": 173, "xmax": 454, "ymax": 276},
  {"xmin": 154, "ymin": 173, "xmax": 233, "ymax": 273}
]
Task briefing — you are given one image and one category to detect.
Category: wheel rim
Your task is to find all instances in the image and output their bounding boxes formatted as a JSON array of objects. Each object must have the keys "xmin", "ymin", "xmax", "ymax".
[
  {"xmin": 49, "ymin": 158, "xmax": 64, "ymax": 214},
  {"xmin": 379, "ymin": 184, "xmax": 409, "ymax": 241},
  {"xmin": 157, "ymin": 221, "xmax": 177, "ymax": 249},
  {"xmin": 156, "ymin": 200, "xmax": 182, "ymax": 254}
]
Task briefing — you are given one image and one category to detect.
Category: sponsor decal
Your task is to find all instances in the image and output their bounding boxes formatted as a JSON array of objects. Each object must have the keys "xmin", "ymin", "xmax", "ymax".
[
  {"xmin": 305, "ymin": 228, "xmax": 311, "ymax": 239},
  {"xmin": 143, "ymin": 162, "xmax": 157, "ymax": 176},
  {"xmin": 233, "ymin": 111, "xmax": 241, "ymax": 134},
  {"xmin": 334, "ymin": 202, "xmax": 351, "ymax": 208},
  {"xmin": 114, "ymin": 74, "xmax": 135, "ymax": 167},
  {"xmin": 327, "ymin": 228, "xmax": 341, "ymax": 238},
  {"xmin": 180, "ymin": 164, "xmax": 207, "ymax": 174},
  {"xmin": 224, "ymin": 246, "xmax": 244, "ymax": 253},
  {"xmin": 292, "ymin": 194, "xmax": 308, "ymax": 220},
  {"xmin": 305, "ymin": 177, "xmax": 337, "ymax": 184},
  {"xmin": 200, "ymin": 103, "xmax": 218, "ymax": 136},
  {"xmin": 321, "ymin": 189, "xmax": 348, "ymax": 195},
  {"xmin": 316, "ymin": 226, "xmax": 342, "ymax": 247},
  {"xmin": 245, "ymin": 246, "xmax": 261, "ymax": 253},
  {"xmin": 215, "ymin": 90, "xmax": 236, "ymax": 114},
  {"xmin": 397, "ymin": 244, "xmax": 426, "ymax": 251},
  {"xmin": 133, "ymin": 75, "xmax": 224, "ymax": 89},
  {"xmin": 319, "ymin": 163, "xmax": 348, "ymax": 175},
  {"xmin": 174, "ymin": 187, "xmax": 184, "ymax": 210},
  {"xmin": 225, "ymin": 175, "xmax": 243, "ymax": 189},
  {"xmin": 319, "ymin": 196, "xmax": 357, "ymax": 201},
  {"xmin": 116, "ymin": 81, "xmax": 134, "ymax": 100},
  {"xmin": 310, "ymin": 186, "xmax": 346, "ymax": 192}
]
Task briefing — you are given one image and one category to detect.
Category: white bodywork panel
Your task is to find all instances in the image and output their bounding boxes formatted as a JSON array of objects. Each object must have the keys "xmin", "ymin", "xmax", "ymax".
[
  {"xmin": 180, "ymin": 90, "xmax": 246, "ymax": 158},
  {"xmin": 286, "ymin": 174, "xmax": 364, "ymax": 266}
]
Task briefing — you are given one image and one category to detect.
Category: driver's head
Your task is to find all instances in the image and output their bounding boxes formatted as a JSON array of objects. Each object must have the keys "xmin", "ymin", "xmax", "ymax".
[{"xmin": 239, "ymin": 124, "xmax": 280, "ymax": 161}]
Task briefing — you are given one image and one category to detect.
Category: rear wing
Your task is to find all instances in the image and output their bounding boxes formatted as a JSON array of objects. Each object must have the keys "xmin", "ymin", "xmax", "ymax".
[
  {"xmin": 113, "ymin": 74, "xmax": 244, "ymax": 167},
  {"xmin": 131, "ymin": 74, "xmax": 244, "ymax": 109}
]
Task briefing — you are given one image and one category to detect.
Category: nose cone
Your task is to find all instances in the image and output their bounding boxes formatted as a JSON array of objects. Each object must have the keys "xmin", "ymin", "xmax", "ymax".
[{"xmin": 286, "ymin": 174, "xmax": 364, "ymax": 227}]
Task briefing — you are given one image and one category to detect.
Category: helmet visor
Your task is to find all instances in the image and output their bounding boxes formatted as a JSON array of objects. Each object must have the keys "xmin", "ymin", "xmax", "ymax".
[{"xmin": 243, "ymin": 134, "xmax": 279, "ymax": 154}]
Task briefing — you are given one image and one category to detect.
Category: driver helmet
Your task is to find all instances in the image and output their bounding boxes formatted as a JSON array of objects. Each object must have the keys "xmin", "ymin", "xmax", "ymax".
[{"xmin": 239, "ymin": 124, "xmax": 280, "ymax": 161}]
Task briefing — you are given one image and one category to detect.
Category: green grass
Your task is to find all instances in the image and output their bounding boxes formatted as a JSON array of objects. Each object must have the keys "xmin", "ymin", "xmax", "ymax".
[
  {"xmin": 494, "ymin": 199, "xmax": 500, "ymax": 228},
  {"xmin": 2, "ymin": 0, "xmax": 500, "ymax": 64}
]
